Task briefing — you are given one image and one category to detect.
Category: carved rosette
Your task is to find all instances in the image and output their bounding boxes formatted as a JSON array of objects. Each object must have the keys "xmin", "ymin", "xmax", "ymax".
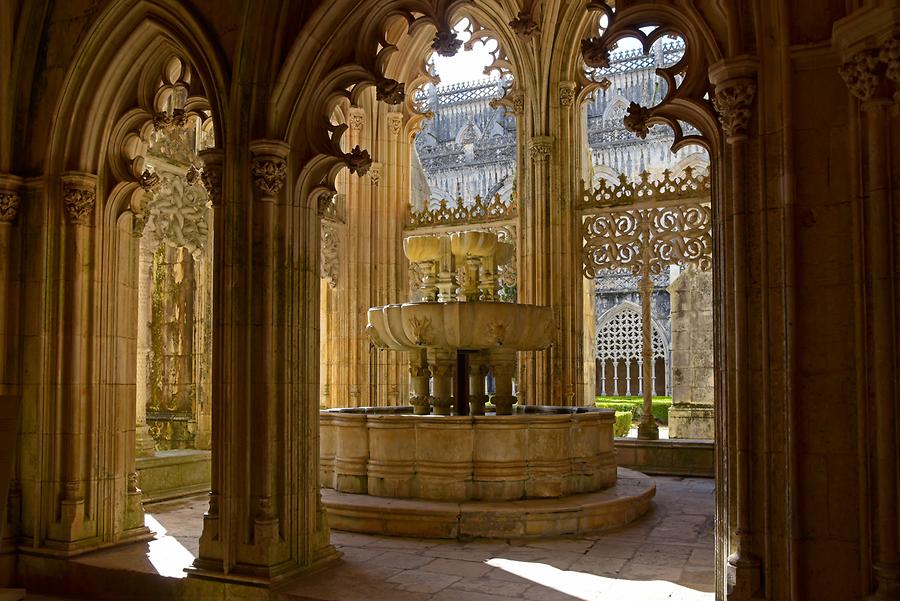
[
  {"xmin": 61, "ymin": 173, "xmax": 98, "ymax": 226},
  {"xmin": 559, "ymin": 82, "xmax": 576, "ymax": 108},
  {"xmin": 839, "ymin": 49, "xmax": 882, "ymax": 102},
  {"xmin": 387, "ymin": 113, "xmax": 403, "ymax": 139},
  {"xmin": 528, "ymin": 136, "xmax": 553, "ymax": 162},
  {"xmin": 509, "ymin": 11, "xmax": 539, "ymax": 39},
  {"xmin": 432, "ymin": 29, "xmax": 462, "ymax": 57},
  {"xmin": 348, "ymin": 107, "xmax": 365, "ymax": 132},
  {"xmin": 249, "ymin": 140, "xmax": 290, "ymax": 201},
  {"xmin": 623, "ymin": 102, "xmax": 652, "ymax": 139},
  {"xmin": 713, "ymin": 80, "xmax": 756, "ymax": 143}
]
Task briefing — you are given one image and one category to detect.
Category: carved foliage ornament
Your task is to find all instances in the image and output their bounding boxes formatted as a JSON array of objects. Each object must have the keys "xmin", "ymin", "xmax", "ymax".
[
  {"xmin": 251, "ymin": 157, "xmax": 287, "ymax": 198},
  {"xmin": 581, "ymin": 37, "xmax": 611, "ymax": 69},
  {"xmin": 348, "ymin": 109, "xmax": 365, "ymax": 132},
  {"xmin": 200, "ymin": 166, "xmax": 222, "ymax": 207},
  {"xmin": 63, "ymin": 183, "xmax": 96, "ymax": 225},
  {"xmin": 559, "ymin": 82, "xmax": 576, "ymax": 107},
  {"xmin": 321, "ymin": 222, "xmax": 339, "ymax": 288},
  {"xmin": 529, "ymin": 137, "xmax": 553, "ymax": 162},
  {"xmin": 346, "ymin": 145, "xmax": 372, "ymax": 176},
  {"xmin": 509, "ymin": 11, "xmax": 540, "ymax": 39},
  {"xmin": 376, "ymin": 77, "xmax": 406, "ymax": 105},
  {"xmin": 623, "ymin": 102, "xmax": 652, "ymax": 139},
  {"xmin": 839, "ymin": 50, "xmax": 881, "ymax": 102},
  {"xmin": 432, "ymin": 29, "xmax": 463, "ymax": 57},
  {"xmin": 713, "ymin": 80, "xmax": 756, "ymax": 143},
  {"xmin": 0, "ymin": 192, "xmax": 20, "ymax": 222},
  {"xmin": 387, "ymin": 113, "xmax": 403, "ymax": 138}
]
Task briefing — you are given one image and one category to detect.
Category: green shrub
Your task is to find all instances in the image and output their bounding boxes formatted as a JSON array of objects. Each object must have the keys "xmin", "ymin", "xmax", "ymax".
[
  {"xmin": 595, "ymin": 396, "xmax": 672, "ymax": 424},
  {"xmin": 613, "ymin": 411, "xmax": 632, "ymax": 437}
]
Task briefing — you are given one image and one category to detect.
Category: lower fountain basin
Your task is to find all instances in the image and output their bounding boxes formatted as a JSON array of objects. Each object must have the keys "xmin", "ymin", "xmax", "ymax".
[{"xmin": 320, "ymin": 406, "xmax": 617, "ymax": 501}]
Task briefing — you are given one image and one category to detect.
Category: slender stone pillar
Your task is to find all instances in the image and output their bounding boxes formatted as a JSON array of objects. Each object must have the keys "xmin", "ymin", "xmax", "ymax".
[
  {"xmin": 468, "ymin": 354, "xmax": 489, "ymax": 416},
  {"xmin": 49, "ymin": 173, "xmax": 97, "ymax": 547},
  {"xmin": 134, "ymin": 240, "xmax": 157, "ymax": 457},
  {"xmin": 837, "ymin": 36, "xmax": 900, "ymax": 599},
  {"xmin": 408, "ymin": 349, "xmax": 432, "ymax": 415},
  {"xmin": 429, "ymin": 349, "xmax": 454, "ymax": 416},
  {"xmin": 0, "ymin": 175, "xmax": 22, "ymax": 396},
  {"xmin": 636, "ymin": 265, "xmax": 658, "ymax": 440},
  {"xmin": 489, "ymin": 349, "xmax": 517, "ymax": 415}
]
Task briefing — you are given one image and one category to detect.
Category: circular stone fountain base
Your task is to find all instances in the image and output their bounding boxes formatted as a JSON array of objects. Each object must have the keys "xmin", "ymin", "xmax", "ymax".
[{"xmin": 323, "ymin": 467, "xmax": 655, "ymax": 539}]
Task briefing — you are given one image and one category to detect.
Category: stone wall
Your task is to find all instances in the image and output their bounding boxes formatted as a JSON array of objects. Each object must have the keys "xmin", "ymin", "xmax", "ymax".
[{"xmin": 667, "ymin": 267, "xmax": 713, "ymax": 438}]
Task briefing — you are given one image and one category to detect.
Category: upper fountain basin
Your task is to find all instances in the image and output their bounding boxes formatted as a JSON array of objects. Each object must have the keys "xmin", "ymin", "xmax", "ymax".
[{"xmin": 367, "ymin": 301, "xmax": 555, "ymax": 351}]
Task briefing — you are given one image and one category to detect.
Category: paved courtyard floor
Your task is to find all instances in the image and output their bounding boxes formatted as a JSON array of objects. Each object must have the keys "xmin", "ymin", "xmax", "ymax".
[{"xmin": 24, "ymin": 475, "xmax": 714, "ymax": 601}]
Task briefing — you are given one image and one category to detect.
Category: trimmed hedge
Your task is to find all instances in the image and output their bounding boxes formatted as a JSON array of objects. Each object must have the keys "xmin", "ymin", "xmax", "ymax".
[
  {"xmin": 613, "ymin": 411, "xmax": 632, "ymax": 437},
  {"xmin": 595, "ymin": 396, "xmax": 672, "ymax": 425}
]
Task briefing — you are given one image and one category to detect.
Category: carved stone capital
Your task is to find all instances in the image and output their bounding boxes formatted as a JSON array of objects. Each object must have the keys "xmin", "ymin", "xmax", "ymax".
[
  {"xmin": 713, "ymin": 80, "xmax": 756, "ymax": 143},
  {"xmin": 348, "ymin": 107, "xmax": 365, "ymax": 132},
  {"xmin": 0, "ymin": 192, "xmax": 21, "ymax": 223},
  {"xmin": 369, "ymin": 162, "xmax": 382, "ymax": 186},
  {"xmin": 559, "ymin": 81, "xmax": 576, "ymax": 108},
  {"xmin": 623, "ymin": 102, "xmax": 652, "ymax": 139},
  {"xmin": 0, "ymin": 175, "xmax": 23, "ymax": 223},
  {"xmin": 387, "ymin": 113, "xmax": 404, "ymax": 138},
  {"xmin": 249, "ymin": 140, "xmax": 290, "ymax": 201},
  {"xmin": 511, "ymin": 92, "xmax": 525, "ymax": 115},
  {"xmin": 199, "ymin": 148, "xmax": 225, "ymax": 207},
  {"xmin": 509, "ymin": 11, "xmax": 540, "ymax": 39},
  {"xmin": 432, "ymin": 29, "xmax": 462, "ymax": 57},
  {"xmin": 317, "ymin": 190, "xmax": 337, "ymax": 218},
  {"xmin": 61, "ymin": 172, "xmax": 97, "ymax": 226},
  {"xmin": 839, "ymin": 49, "xmax": 883, "ymax": 102},
  {"xmin": 528, "ymin": 136, "xmax": 553, "ymax": 162},
  {"xmin": 375, "ymin": 77, "xmax": 405, "ymax": 105}
]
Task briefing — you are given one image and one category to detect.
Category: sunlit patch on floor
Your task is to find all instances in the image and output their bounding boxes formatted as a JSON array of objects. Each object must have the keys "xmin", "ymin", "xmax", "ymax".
[
  {"xmin": 486, "ymin": 557, "xmax": 714, "ymax": 601},
  {"xmin": 144, "ymin": 514, "xmax": 195, "ymax": 579}
]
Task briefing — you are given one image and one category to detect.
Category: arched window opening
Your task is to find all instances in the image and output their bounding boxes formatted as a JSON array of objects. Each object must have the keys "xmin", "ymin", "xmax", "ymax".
[{"xmin": 579, "ymin": 29, "xmax": 713, "ymax": 441}]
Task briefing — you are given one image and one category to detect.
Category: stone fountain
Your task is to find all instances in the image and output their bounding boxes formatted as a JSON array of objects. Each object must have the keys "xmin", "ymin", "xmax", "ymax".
[{"xmin": 320, "ymin": 230, "xmax": 655, "ymax": 539}]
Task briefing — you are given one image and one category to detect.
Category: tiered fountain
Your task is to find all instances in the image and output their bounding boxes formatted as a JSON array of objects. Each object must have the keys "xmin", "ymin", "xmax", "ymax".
[{"xmin": 320, "ymin": 231, "xmax": 655, "ymax": 539}]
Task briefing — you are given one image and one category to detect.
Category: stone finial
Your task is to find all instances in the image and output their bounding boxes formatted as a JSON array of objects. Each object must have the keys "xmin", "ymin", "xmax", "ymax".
[
  {"xmin": 375, "ymin": 77, "xmax": 406, "ymax": 105},
  {"xmin": 839, "ymin": 49, "xmax": 882, "ymax": 102},
  {"xmin": 249, "ymin": 140, "xmax": 290, "ymax": 200},
  {"xmin": 623, "ymin": 102, "xmax": 652, "ymax": 139},
  {"xmin": 713, "ymin": 80, "xmax": 756, "ymax": 143},
  {"xmin": 432, "ymin": 29, "xmax": 462, "ymax": 57},
  {"xmin": 348, "ymin": 107, "xmax": 365, "ymax": 132},
  {"xmin": 581, "ymin": 37, "xmax": 611, "ymax": 69},
  {"xmin": 509, "ymin": 11, "xmax": 540, "ymax": 39},
  {"xmin": 0, "ymin": 192, "xmax": 20, "ymax": 223},
  {"xmin": 345, "ymin": 145, "xmax": 372, "ymax": 176},
  {"xmin": 387, "ymin": 113, "xmax": 404, "ymax": 138},
  {"xmin": 61, "ymin": 173, "xmax": 98, "ymax": 225},
  {"xmin": 528, "ymin": 136, "xmax": 553, "ymax": 162},
  {"xmin": 559, "ymin": 82, "xmax": 576, "ymax": 107}
]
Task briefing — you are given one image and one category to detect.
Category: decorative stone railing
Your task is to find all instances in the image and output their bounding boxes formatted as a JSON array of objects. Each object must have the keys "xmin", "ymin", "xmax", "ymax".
[
  {"xmin": 320, "ymin": 406, "xmax": 617, "ymax": 501},
  {"xmin": 580, "ymin": 166, "xmax": 710, "ymax": 210},
  {"xmin": 406, "ymin": 193, "xmax": 517, "ymax": 229}
]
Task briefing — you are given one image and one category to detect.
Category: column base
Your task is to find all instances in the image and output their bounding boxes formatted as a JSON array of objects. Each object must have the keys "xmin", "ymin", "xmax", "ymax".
[
  {"xmin": 668, "ymin": 405, "xmax": 715, "ymax": 439},
  {"xmin": 637, "ymin": 420, "xmax": 659, "ymax": 440},
  {"xmin": 188, "ymin": 544, "xmax": 341, "ymax": 587},
  {"xmin": 726, "ymin": 552, "xmax": 762, "ymax": 600}
]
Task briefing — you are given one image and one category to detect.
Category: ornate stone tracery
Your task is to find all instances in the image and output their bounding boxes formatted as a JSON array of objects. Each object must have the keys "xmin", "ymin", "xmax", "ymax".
[{"xmin": 405, "ymin": 193, "xmax": 517, "ymax": 229}]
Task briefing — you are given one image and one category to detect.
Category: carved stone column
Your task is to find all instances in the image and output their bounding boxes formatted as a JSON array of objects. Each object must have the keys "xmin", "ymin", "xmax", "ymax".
[
  {"xmin": 710, "ymin": 56, "xmax": 760, "ymax": 600},
  {"xmin": 0, "ymin": 175, "xmax": 22, "ymax": 396},
  {"xmin": 248, "ymin": 140, "xmax": 288, "ymax": 545},
  {"xmin": 49, "ymin": 172, "xmax": 97, "ymax": 547},
  {"xmin": 428, "ymin": 349, "xmax": 454, "ymax": 416},
  {"xmin": 488, "ymin": 349, "xmax": 517, "ymax": 415},
  {"xmin": 835, "ymin": 19, "xmax": 900, "ymax": 598},
  {"xmin": 468, "ymin": 354, "xmax": 489, "ymax": 416}
]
